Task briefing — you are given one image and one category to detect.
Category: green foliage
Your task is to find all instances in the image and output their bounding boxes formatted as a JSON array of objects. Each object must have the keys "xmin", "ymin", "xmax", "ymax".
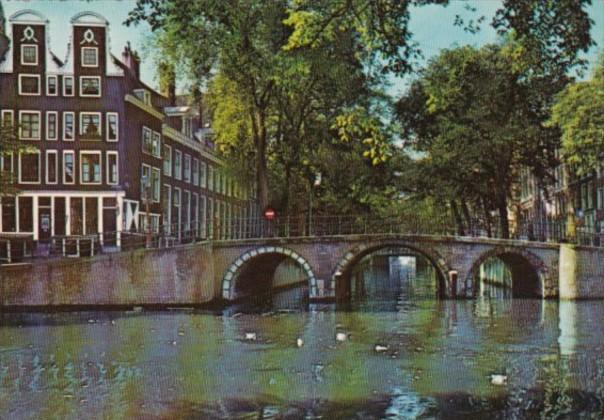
[
  {"xmin": 549, "ymin": 56, "xmax": 604, "ymax": 175},
  {"xmin": 0, "ymin": 121, "xmax": 35, "ymax": 197}
]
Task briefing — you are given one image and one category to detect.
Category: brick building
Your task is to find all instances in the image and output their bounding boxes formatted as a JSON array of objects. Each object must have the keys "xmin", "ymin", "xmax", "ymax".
[{"xmin": 0, "ymin": 9, "xmax": 257, "ymax": 257}]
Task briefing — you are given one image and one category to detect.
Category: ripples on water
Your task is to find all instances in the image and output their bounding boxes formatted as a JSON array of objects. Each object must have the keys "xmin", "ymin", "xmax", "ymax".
[{"xmin": 0, "ymin": 258, "xmax": 603, "ymax": 419}]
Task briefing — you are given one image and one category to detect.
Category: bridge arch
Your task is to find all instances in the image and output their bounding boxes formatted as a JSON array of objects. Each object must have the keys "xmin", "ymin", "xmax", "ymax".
[
  {"xmin": 467, "ymin": 247, "xmax": 548, "ymax": 298},
  {"xmin": 331, "ymin": 241, "xmax": 450, "ymax": 299},
  {"xmin": 221, "ymin": 246, "xmax": 317, "ymax": 301}
]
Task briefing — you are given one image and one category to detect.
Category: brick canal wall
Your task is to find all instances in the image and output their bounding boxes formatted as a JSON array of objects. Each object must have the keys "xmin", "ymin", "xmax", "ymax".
[
  {"xmin": 0, "ymin": 240, "xmax": 603, "ymax": 308},
  {"xmin": 0, "ymin": 243, "xmax": 217, "ymax": 308}
]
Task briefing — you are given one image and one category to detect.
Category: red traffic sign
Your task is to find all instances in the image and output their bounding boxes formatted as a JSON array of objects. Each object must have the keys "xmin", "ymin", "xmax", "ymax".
[{"xmin": 264, "ymin": 208, "xmax": 276, "ymax": 220}]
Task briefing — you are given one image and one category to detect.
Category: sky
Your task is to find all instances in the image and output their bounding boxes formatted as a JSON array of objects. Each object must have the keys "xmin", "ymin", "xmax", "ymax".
[{"xmin": 2, "ymin": 0, "xmax": 603, "ymax": 96}]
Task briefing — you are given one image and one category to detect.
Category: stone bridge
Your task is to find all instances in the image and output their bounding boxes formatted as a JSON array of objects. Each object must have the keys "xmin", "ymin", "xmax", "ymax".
[{"xmin": 211, "ymin": 234, "xmax": 563, "ymax": 302}]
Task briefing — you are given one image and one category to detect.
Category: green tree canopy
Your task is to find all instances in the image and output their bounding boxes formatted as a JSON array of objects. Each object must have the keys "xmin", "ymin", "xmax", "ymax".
[{"xmin": 549, "ymin": 55, "xmax": 604, "ymax": 175}]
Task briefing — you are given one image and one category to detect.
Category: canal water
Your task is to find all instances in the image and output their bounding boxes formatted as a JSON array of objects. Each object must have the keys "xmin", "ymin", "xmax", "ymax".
[{"xmin": 1, "ymin": 255, "xmax": 603, "ymax": 419}]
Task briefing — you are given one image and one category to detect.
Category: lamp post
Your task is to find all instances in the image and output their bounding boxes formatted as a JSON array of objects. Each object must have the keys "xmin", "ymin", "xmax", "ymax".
[{"xmin": 308, "ymin": 172, "xmax": 321, "ymax": 236}]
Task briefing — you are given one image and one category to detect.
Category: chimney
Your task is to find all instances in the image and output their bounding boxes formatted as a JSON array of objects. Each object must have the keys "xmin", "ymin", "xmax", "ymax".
[
  {"xmin": 159, "ymin": 62, "xmax": 176, "ymax": 106},
  {"xmin": 121, "ymin": 42, "xmax": 140, "ymax": 80}
]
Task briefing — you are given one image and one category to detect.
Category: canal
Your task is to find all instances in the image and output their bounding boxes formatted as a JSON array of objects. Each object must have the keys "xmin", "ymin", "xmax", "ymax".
[{"xmin": 1, "ymin": 254, "xmax": 603, "ymax": 419}]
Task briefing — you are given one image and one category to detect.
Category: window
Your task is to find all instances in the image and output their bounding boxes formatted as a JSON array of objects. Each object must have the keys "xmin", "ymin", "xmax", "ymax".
[
  {"xmin": 107, "ymin": 152, "xmax": 119, "ymax": 185},
  {"xmin": 18, "ymin": 74, "xmax": 40, "ymax": 95},
  {"xmin": 142, "ymin": 127, "xmax": 153, "ymax": 155},
  {"xmin": 81, "ymin": 47, "xmax": 98, "ymax": 67},
  {"xmin": 208, "ymin": 165, "xmax": 214, "ymax": 191},
  {"xmin": 80, "ymin": 76, "xmax": 101, "ymax": 97},
  {"xmin": 63, "ymin": 151, "xmax": 75, "ymax": 184},
  {"xmin": 200, "ymin": 162, "xmax": 207, "ymax": 188},
  {"xmin": 163, "ymin": 145, "xmax": 172, "ymax": 177},
  {"xmin": 46, "ymin": 75, "xmax": 58, "ymax": 96},
  {"xmin": 80, "ymin": 113, "xmax": 101, "ymax": 140},
  {"xmin": 19, "ymin": 111, "xmax": 41, "ymax": 140},
  {"xmin": 184, "ymin": 154, "xmax": 191, "ymax": 183},
  {"xmin": 18, "ymin": 152, "xmax": 40, "ymax": 184},
  {"xmin": 174, "ymin": 150, "xmax": 182, "ymax": 180},
  {"xmin": 152, "ymin": 132, "xmax": 161, "ymax": 157},
  {"xmin": 141, "ymin": 165, "xmax": 151, "ymax": 200},
  {"xmin": 63, "ymin": 76, "xmax": 74, "ymax": 96},
  {"xmin": 151, "ymin": 168, "xmax": 161, "ymax": 202},
  {"xmin": 80, "ymin": 152, "xmax": 102, "ymax": 184},
  {"xmin": 163, "ymin": 185, "xmax": 171, "ymax": 233},
  {"xmin": 183, "ymin": 117, "xmax": 192, "ymax": 137},
  {"xmin": 46, "ymin": 151, "xmax": 58, "ymax": 184},
  {"xmin": 21, "ymin": 45, "xmax": 38, "ymax": 65},
  {"xmin": 193, "ymin": 158, "xmax": 199, "ymax": 186},
  {"xmin": 1, "ymin": 110, "xmax": 14, "ymax": 127},
  {"xmin": 134, "ymin": 89, "xmax": 151, "ymax": 105},
  {"xmin": 46, "ymin": 112, "xmax": 58, "ymax": 140},
  {"xmin": 106, "ymin": 113, "xmax": 118, "ymax": 142},
  {"xmin": 63, "ymin": 112, "xmax": 74, "ymax": 140}
]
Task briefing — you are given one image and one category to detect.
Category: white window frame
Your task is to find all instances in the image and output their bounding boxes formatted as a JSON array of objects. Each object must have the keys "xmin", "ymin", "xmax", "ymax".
[
  {"xmin": 152, "ymin": 131, "xmax": 161, "ymax": 158},
  {"xmin": 18, "ymin": 110, "xmax": 41, "ymax": 140},
  {"xmin": 63, "ymin": 111, "xmax": 75, "ymax": 141},
  {"xmin": 192, "ymin": 158, "xmax": 199, "ymax": 187},
  {"xmin": 79, "ymin": 112, "xmax": 102, "ymax": 139},
  {"xmin": 174, "ymin": 150, "xmax": 182, "ymax": 180},
  {"xmin": 141, "ymin": 164, "xmax": 151, "ymax": 200},
  {"xmin": 46, "ymin": 111, "xmax": 58, "ymax": 141},
  {"xmin": 45, "ymin": 150, "xmax": 58, "ymax": 185},
  {"xmin": 20, "ymin": 44, "xmax": 38, "ymax": 66},
  {"xmin": 63, "ymin": 76, "xmax": 74, "ymax": 97},
  {"xmin": 46, "ymin": 75, "xmax": 58, "ymax": 96},
  {"xmin": 79, "ymin": 151, "xmax": 102, "ymax": 185},
  {"xmin": 18, "ymin": 150, "xmax": 41, "ymax": 184},
  {"xmin": 184, "ymin": 154, "xmax": 191, "ymax": 183},
  {"xmin": 18, "ymin": 74, "xmax": 41, "ymax": 96},
  {"xmin": 200, "ymin": 161, "xmax": 207, "ymax": 189},
  {"xmin": 79, "ymin": 76, "xmax": 101, "ymax": 98},
  {"xmin": 142, "ymin": 126, "xmax": 153, "ymax": 156},
  {"xmin": 151, "ymin": 167, "xmax": 161, "ymax": 203},
  {"xmin": 106, "ymin": 112, "xmax": 118, "ymax": 142},
  {"xmin": 63, "ymin": 150, "xmax": 75, "ymax": 185},
  {"xmin": 163, "ymin": 184, "xmax": 172, "ymax": 233},
  {"xmin": 1, "ymin": 110, "xmax": 14, "ymax": 127},
  {"xmin": 81, "ymin": 47, "xmax": 99, "ymax": 68},
  {"xmin": 106, "ymin": 151, "xmax": 119, "ymax": 185},
  {"xmin": 163, "ymin": 144, "xmax": 172, "ymax": 177}
]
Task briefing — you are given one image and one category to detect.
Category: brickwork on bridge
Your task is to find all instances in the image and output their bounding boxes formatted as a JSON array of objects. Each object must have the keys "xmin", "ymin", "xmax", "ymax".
[
  {"xmin": 213, "ymin": 235, "xmax": 562, "ymax": 301},
  {"xmin": 2, "ymin": 233, "xmax": 601, "ymax": 309}
]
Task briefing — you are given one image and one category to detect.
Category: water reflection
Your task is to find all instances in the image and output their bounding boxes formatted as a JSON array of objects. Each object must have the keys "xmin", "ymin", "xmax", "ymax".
[{"xmin": 1, "ymin": 261, "xmax": 604, "ymax": 418}]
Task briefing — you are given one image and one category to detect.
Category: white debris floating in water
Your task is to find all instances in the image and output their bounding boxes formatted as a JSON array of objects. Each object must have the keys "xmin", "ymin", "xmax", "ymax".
[
  {"xmin": 490, "ymin": 374, "xmax": 507, "ymax": 385},
  {"xmin": 374, "ymin": 345, "xmax": 389, "ymax": 352},
  {"xmin": 245, "ymin": 332, "xmax": 257, "ymax": 341},
  {"xmin": 296, "ymin": 338, "xmax": 304, "ymax": 348},
  {"xmin": 336, "ymin": 332, "xmax": 348, "ymax": 342}
]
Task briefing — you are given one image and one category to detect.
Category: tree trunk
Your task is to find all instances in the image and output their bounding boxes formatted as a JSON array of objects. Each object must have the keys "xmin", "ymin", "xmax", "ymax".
[
  {"xmin": 450, "ymin": 200, "xmax": 465, "ymax": 236},
  {"xmin": 461, "ymin": 200, "xmax": 473, "ymax": 235},
  {"xmin": 481, "ymin": 197, "xmax": 493, "ymax": 238},
  {"xmin": 562, "ymin": 165, "xmax": 576, "ymax": 242},
  {"xmin": 497, "ymin": 196, "xmax": 510, "ymax": 239}
]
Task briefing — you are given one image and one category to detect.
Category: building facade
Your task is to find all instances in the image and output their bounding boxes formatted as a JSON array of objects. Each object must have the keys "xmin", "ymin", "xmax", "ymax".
[{"xmin": 0, "ymin": 9, "xmax": 257, "ymax": 257}]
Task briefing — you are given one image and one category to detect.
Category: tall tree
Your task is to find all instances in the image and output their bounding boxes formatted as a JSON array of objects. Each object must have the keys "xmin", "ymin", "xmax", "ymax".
[{"xmin": 549, "ymin": 55, "xmax": 604, "ymax": 176}]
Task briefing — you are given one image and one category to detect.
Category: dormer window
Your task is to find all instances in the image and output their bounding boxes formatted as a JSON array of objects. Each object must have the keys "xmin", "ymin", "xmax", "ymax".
[
  {"xmin": 134, "ymin": 89, "xmax": 151, "ymax": 105},
  {"xmin": 21, "ymin": 45, "xmax": 38, "ymax": 66},
  {"xmin": 183, "ymin": 117, "xmax": 192, "ymax": 138},
  {"xmin": 81, "ymin": 47, "xmax": 98, "ymax": 67}
]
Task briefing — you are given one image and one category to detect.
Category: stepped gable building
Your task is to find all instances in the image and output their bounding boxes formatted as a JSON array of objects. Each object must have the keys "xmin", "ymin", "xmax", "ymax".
[{"xmin": 0, "ymin": 9, "xmax": 257, "ymax": 255}]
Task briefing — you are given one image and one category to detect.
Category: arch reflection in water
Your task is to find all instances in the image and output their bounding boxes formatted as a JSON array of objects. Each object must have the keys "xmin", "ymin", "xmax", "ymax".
[{"xmin": 476, "ymin": 252, "xmax": 542, "ymax": 299}]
